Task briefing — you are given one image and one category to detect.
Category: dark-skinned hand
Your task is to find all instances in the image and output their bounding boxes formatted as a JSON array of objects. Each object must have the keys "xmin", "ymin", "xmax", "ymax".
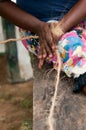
[{"xmin": 37, "ymin": 22, "xmax": 58, "ymax": 69}]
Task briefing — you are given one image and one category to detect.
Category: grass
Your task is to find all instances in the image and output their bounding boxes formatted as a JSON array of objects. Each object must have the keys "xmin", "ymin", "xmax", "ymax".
[
  {"xmin": 0, "ymin": 92, "xmax": 32, "ymax": 109},
  {"xmin": 20, "ymin": 98, "xmax": 32, "ymax": 109},
  {"xmin": 20, "ymin": 119, "xmax": 32, "ymax": 130}
]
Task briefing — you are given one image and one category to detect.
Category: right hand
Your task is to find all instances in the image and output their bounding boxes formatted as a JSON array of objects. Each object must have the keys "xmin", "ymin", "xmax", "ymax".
[{"xmin": 36, "ymin": 22, "xmax": 57, "ymax": 69}]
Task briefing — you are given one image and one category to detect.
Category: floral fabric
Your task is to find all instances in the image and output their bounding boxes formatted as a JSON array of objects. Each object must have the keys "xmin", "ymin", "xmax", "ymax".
[
  {"xmin": 58, "ymin": 22, "xmax": 86, "ymax": 77},
  {"xmin": 20, "ymin": 21, "xmax": 86, "ymax": 78}
]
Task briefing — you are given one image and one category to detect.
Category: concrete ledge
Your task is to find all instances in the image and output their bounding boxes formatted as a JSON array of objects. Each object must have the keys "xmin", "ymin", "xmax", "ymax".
[{"xmin": 33, "ymin": 56, "xmax": 86, "ymax": 130}]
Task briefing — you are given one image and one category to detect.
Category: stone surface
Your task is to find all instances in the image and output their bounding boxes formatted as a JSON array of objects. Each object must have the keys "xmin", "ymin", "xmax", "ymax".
[{"xmin": 33, "ymin": 57, "xmax": 86, "ymax": 130}]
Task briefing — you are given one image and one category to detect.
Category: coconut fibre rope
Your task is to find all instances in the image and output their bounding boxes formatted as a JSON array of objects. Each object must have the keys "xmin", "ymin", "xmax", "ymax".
[
  {"xmin": 0, "ymin": 35, "xmax": 39, "ymax": 44},
  {"xmin": 47, "ymin": 50, "xmax": 62, "ymax": 130},
  {"xmin": 0, "ymin": 35, "xmax": 62, "ymax": 130}
]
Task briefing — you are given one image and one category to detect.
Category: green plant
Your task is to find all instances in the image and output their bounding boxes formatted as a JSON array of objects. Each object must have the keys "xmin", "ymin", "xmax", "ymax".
[
  {"xmin": 20, "ymin": 119, "xmax": 32, "ymax": 130},
  {"xmin": 20, "ymin": 98, "xmax": 32, "ymax": 109}
]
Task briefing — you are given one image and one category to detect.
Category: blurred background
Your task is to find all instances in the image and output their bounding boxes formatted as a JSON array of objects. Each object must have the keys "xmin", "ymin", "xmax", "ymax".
[{"xmin": 0, "ymin": 0, "xmax": 33, "ymax": 130}]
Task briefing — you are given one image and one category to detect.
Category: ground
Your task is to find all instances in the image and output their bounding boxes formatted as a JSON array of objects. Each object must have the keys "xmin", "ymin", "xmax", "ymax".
[{"xmin": 0, "ymin": 55, "xmax": 33, "ymax": 130}]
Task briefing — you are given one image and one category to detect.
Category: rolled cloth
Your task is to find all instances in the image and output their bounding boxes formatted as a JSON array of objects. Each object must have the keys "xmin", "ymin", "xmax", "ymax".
[{"xmin": 19, "ymin": 20, "xmax": 86, "ymax": 78}]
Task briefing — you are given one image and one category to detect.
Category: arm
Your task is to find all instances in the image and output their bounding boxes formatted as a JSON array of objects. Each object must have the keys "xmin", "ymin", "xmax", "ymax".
[
  {"xmin": 0, "ymin": 0, "xmax": 44, "ymax": 33},
  {"xmin": 50, "ymin": 0, "xmax": 86, "ymax": 68},
  {"xmin": 0, "ymin": 0, "xmax": 56, "ymax": 68},
  {"xmin": 51, "ymin": 0, "xmax": 86, "ymax": 45},
  {"xmin": 60, "ymin": 0, "xmax": 86, "ymax": 32}
]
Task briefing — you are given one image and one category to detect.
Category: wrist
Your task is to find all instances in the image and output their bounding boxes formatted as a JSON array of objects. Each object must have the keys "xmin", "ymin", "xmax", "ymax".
[
  {"xmin": 59, "ymin": 19, "xmax": 70, "ymax": 33},
  {"xmin": 34, "ymin": 21, "xmax": 46, "ymax": 34}
]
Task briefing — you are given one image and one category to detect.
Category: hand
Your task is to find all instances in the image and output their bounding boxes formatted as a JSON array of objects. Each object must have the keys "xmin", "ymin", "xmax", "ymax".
[
  {"xmin": 48, "ymin": 21, "xmax": 64, "ymax": 67},
  {"xmin": 37, "ymin": 22, "xmax": 57, "ymax": 69}
]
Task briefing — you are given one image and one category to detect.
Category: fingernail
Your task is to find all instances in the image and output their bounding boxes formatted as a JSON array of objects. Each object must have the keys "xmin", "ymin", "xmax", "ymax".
[
  {"xmin": 49, "ymin": 54, "xmax": 52, "ymax": 58},
  {"xmin": 43, "ymin": 54, "xmax": 46, "ymax": 58},
  {"xmin": 52, "ymin": 46, "xmax": 56, "ymax": 49},
  {"xmin": 38, "ymin": 55, "xmax": 42, "ymax": 59},
  {"xmin": 52, "ymin": 46, "xmax": 55, "ymax": 49}
]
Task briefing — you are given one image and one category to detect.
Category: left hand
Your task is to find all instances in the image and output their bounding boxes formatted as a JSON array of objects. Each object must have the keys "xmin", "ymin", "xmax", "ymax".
[{"xmin": 37, "ymin": 22, "xmax": 57, "ymax": 69}]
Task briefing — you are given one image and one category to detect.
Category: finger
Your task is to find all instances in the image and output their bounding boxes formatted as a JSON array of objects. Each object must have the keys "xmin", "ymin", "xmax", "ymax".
[
  {"xmin": 52, "ymin": 36, "xmax": 58, "ymax": 50},
  {"xmin": 38, "ymin": 42, "xmax": 47, "ymax": 58},
  {"xmin": 47, "ymin": 35, "xmax": 57, "ymax": 53},
  {"xmin": 43, "ymin": 48, "xmax": 47, "ymax": 58},
  {"xmin": 39, "ymin": 47, "xmax": 47, "ymax": 68},
  {"xmin": 38, "ymin": 45, "xmax": 43, "ymax": 59},
  {"xmin": 44, "ymin": 42, "xmax": 53, "ymax": 58},
  {"xmin": 52, "ymin": 29, "xmax": 61, "ymax": 50},
  {"xmin": 49, "ymin": 22, "xmax": 60, "ymax": 50},
  {"xmin": 40, "ymin": 38, "xmax": 53, "ymax": 58},
  {"xmin": 48, "ymin": 23, "xmax": 57, "ymax": 50},
  {"xmin": 45, "ymin": 29, "xmax": 54, "ymax": 48},
  {"xmin": 38, "ymin": 44, "xmax": 44, "ymax": 68},
  {"xmin": 38, "ymin": 58, "xmax": 44, "ymax": 69},
  {"xmin": 38, "ymin": 58, "xmax": 42, "ymax": 69},
  {"xmin": 39, "ymin": 45, "xmax": 47, "ymax": 69},
  {"xmin": 52, "ymin": 40, "xmax": 57, "ymax": 50}
]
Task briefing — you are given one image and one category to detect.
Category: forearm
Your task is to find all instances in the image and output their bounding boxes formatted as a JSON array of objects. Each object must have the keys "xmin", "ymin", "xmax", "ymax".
[
  {"xmin": 60, "ymin": 0, "xmax": 86, "ymax": 32},
  {"xmin": 0, "ymin": 0, "xmax": 44, "ymax": 33}
]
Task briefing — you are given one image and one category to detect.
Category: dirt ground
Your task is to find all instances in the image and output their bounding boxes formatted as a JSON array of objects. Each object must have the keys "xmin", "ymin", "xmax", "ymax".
[{"xmin": 0, "ymin": 55, "xmax": 33, "ymax": 130}]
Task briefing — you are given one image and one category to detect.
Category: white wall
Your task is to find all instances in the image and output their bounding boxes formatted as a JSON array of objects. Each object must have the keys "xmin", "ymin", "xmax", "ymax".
[
  {"xmin": 0, "ymin": 17, "xmax": 5, "ymax": 53},
  {"xmin": 15, "ymin": 27, "xmax": 33, "ymax": 80},
  {"xmin": 12, "ymin": 0, "xmax": 33, "ymax": 80},
  {"xmin": 0, "ymin": 0, "xmax": 33, "ymax": 80}
]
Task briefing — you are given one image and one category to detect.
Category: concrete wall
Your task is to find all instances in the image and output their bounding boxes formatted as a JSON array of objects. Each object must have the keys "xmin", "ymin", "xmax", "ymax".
[
  {"xmin": 0, "ymin": 16, "xmax": 33, "ymax": 80},
  {"xmin": 0, "ymin": 17, "xmax": 5, "ymax": 53},
  {"xmin": 16, "ymin": 27, "xmax": 33, "ymax": 80},
  {"xmin": 12, "ymin": 0, "xmax": 33, "ymax": 80}
]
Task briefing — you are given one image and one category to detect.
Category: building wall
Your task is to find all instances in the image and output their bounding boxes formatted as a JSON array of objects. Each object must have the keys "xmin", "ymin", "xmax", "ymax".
[
  {"xmin": 16, "ymin": 27, "xmax": 33, "ymax": 80},
  {"xmin": 0, "ymin": 16, "xmax": 33, "ymax": 80},
  {"xmin": 0, "ymin": 17, "xmax": 5, "ymax": 53},
  {"xmin": 12, "ymin": 0, "xmax": 33, "ymax": 80}
]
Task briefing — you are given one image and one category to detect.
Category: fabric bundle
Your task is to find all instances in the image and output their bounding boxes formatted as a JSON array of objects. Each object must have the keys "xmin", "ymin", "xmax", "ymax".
[{"xmin": 19, "ymin": 21, "xmax": 86, "ymax": 78}]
